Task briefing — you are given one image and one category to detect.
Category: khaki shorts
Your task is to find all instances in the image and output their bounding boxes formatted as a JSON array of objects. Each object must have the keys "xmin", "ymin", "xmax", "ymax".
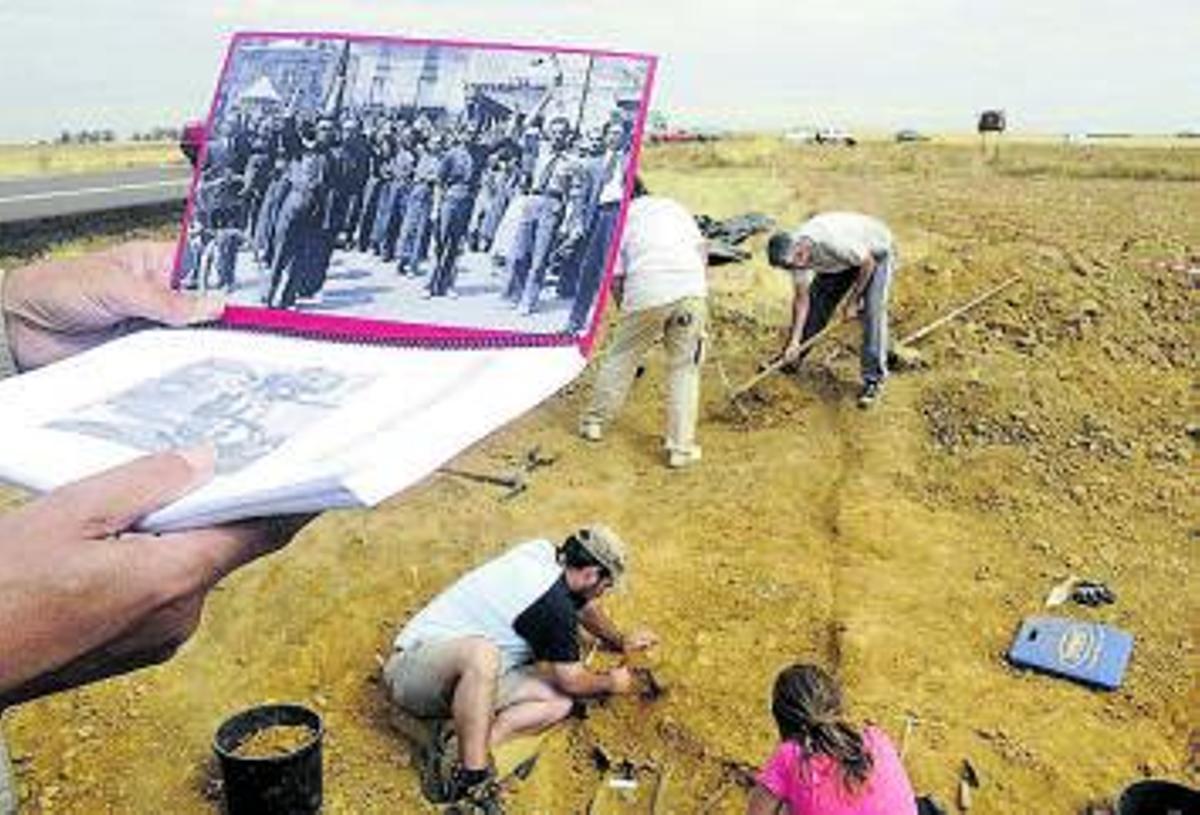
[{"xmin": 383, "ymin": 640, "xmax": 535, "ymax": 719}]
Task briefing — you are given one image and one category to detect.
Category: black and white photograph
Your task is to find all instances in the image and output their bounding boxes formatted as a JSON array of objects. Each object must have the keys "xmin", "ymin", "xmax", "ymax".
[
  {"xmin": 178, "ymin": 35, "xmax": 653, "ymax": 337},
  {"xmin": 47, "ymin": 358, "xmax": 373, "ymax": 475}
]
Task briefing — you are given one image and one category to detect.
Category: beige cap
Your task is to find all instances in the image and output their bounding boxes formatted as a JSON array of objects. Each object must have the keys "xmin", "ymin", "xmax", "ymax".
[{"xmin": 576, "ymin": 524, "xmax": 628, "ymax": 586}]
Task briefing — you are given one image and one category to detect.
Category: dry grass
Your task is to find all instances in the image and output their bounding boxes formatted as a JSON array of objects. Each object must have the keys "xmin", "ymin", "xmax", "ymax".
[
  {"xmin": 0, "ymin": 141, "xmax": 184, "ymax": 179},
  {"xmin": 646, "ymin": 133, "xmax": 1200, "ymax": 182}
]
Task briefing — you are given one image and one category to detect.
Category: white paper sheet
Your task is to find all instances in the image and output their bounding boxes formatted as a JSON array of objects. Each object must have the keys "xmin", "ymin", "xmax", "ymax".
[{"xmin": 0, "ymin": 328, "xmax": 585, "ymax": 530}]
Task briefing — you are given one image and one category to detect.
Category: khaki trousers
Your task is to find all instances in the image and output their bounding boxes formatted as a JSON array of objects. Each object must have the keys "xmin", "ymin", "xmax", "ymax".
[{"xmin": 583, "ymin": 296, "xmax": 707, "ymax": 456}]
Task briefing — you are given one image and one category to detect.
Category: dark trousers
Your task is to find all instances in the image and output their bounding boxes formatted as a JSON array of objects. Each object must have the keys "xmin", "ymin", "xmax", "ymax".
[
  {"xmin": 428, "ymin": 186, "xmax": 473, "ymax": 295},
  {"xmin": 567, "ymin": 202, "xmax": 619, "ymax": 332},
  {"xmin": 800, "ymin": 255, "xmax": 893, "ymax": 383},
  {"xmin": 357, "ymin": 177, "xmax": 383, "ymax": 251}
]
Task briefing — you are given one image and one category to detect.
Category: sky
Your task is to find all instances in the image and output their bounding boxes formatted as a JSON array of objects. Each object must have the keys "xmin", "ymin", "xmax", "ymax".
[{"xmin": 0, "ymin": 0, "xmax": 1197, "ymax": 142}]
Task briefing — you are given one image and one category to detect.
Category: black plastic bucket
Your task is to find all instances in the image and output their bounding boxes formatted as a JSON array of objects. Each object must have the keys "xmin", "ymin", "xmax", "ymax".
[
  {"xmin": 213, "ymin": 703, "xmax": 323, "ymax": 815},
  {"xmin": 1117, "ymin": 779, "xmax": 1200, "ymax": 815}
]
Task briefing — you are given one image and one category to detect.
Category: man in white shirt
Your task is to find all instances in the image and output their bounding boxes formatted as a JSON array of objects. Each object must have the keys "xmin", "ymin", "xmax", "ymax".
[
  {"xmin": 766, "ymin": 211, "xmax": 896, "ymax": 408},
  {"xmin": 384, "ymin": 525, "xmax": 657, "ymax": 812},
  {"xmin": 579, "ymin": 179, "xmax": 709, "ymax": 468}
]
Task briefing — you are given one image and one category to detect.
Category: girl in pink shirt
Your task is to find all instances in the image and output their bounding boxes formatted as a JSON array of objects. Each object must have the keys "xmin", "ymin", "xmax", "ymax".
[{"xmin": 748, "ymin": 663, "xmax": 918, "ymax": 815}]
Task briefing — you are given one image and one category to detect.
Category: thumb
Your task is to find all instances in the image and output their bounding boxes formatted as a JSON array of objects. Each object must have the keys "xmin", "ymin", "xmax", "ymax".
[{"xmin": 47, "ymin": 444, "xmax": 216, "ymax": 538}]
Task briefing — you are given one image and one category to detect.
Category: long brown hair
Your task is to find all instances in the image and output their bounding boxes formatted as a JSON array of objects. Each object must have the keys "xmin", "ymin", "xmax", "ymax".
[{"xmin": 770, "ymin": 663, "xmax": 874, "ymax": 794}]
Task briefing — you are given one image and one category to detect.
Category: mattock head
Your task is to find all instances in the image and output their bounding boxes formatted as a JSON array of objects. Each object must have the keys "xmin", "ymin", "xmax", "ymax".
[{"xmin": 500, "ymin": 472, "xmax": 528, "ymax": 501}]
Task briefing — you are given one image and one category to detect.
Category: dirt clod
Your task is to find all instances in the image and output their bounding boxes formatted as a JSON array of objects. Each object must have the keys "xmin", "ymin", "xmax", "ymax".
[{"xmin": 231, "ymin": 725, "xmax": 315, "ymax": 759}]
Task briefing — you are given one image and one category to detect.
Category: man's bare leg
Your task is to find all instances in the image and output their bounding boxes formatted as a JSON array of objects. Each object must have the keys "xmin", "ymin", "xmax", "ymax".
[
  {"xmin": 489, "ymin": 674, "xmax": 573, "ymax": 747},
  {"xmin": 446, "ymin": 638, "xmax": 501, "ymax": 770}
]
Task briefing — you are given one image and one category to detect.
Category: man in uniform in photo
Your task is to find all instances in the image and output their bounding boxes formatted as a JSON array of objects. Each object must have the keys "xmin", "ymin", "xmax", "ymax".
[
  {"xmin": 266, "ymin": 119, "xmax": 336, "ymax": 309},
  {"xmin": 329, "ymin": 117, "xmax": 372, "ymax": 247},
  {"xmin": 373, "ymin": 127, "xmax": 418, "ymax": 263},
  {"xmin": 506, "ymin": 115, "xmax": 576, "ymax": 315},
  {"xmin": 396, "ymin": 133, "xmax": 445, "ymax": 277},
  {"xmin": 427, "ymin": 127, "xmax": 477, "ymax": 298}
]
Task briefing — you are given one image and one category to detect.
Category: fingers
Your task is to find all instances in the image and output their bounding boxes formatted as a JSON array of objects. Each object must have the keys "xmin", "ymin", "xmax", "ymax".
[
  {"xmin": 144, "ymin": 513, "xmax": 316, "ymax": 593},
  {"xmin": 100, "ymin": 241, "xmax": 225, "ymax": 325},
  {"xmin": 47, "ymin": 445, "xmax": 215, "ymax": 538},
  {"xmin": 101, "ymin": 266, "xmax": 226, "ymax": 327},
  {"xmin": 103, "ymin": 241, "xmax": 177, "ymax": 284}
]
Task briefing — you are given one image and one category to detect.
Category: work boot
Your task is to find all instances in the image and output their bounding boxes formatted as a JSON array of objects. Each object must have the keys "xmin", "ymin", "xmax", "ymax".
[
  {"xmin": 444, "ymin": 767, "xmax": 504, "ymax": 815},
  {"xmin": 420, "ymin": 723, "xmax": 459, "ymax": 804},
  {"xmin": 857, "ymin": 380, "xmax": 882, "ymax": 409}
]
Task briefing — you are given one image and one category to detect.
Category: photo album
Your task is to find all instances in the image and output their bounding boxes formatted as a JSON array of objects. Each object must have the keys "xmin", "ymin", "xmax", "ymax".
[{"xmin": 0, "ymin": 32, "xmax": 655, "ymax": 530}]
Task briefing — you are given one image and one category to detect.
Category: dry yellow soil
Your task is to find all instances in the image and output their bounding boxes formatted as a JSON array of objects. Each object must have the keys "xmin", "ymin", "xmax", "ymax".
[{"xmin": 1, "ymin": 138, "xmax": 1197, "ymax": 813}]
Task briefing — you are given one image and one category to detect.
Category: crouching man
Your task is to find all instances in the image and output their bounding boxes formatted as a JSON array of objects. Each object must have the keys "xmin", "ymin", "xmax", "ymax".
[
  {"xmin": 767, "ymin": 211, "xmax": 896, "ymax": 408},
  {"xmin": 384, "ymin": 525, "xmax": 657, "ymax": 812}
]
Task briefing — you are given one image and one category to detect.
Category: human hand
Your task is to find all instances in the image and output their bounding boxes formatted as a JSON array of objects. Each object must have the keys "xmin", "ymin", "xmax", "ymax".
[
  {"xmin": 608, "ymin": 666, "xmax": 635, "ymax": 695},
  {"xmin": 1, "ymin": 241, "xmax": 225, "ymax": 371},
  {"xmin": 840, "ymin": 297, "xmax": 863, "ymax": 323},
  {"xmin": 761, "ymin": 344, "xmax": 801, "ymax": 374},
  {"xmin": 622, "ymin": 628, "xmax": 659, "ymax": 653},
  {"xmin": 0, "ymin": 445, "xmax": 311, "ymax": 708}
]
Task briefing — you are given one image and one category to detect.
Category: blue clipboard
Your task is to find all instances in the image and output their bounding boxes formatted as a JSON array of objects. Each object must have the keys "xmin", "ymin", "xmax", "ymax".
[{"xmin": 1007, "ymin": 616, "xmax": 1133, "ymax": 690}]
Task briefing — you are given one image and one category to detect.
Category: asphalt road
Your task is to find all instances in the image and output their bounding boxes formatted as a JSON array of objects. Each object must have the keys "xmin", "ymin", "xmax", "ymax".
[{"xmin": 0, "ymin": 165, "xmax": 192, "ymax": 225}]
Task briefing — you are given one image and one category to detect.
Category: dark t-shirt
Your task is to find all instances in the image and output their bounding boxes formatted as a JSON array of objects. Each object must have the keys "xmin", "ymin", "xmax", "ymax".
[{"xmin": 512, "ymin": 575, "xmax": 584, "ymax": 663}]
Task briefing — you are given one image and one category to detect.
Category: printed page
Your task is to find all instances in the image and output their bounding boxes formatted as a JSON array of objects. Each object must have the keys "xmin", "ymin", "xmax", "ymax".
[{"xmin": 0, "ymin": 327, "xmax": 586, "ymax": 530}]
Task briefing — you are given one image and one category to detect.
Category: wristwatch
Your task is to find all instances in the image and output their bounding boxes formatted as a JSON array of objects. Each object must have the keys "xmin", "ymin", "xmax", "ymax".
[{"xmin": 0, "ymin": 268, "xmax": 18, "ymax": 379}]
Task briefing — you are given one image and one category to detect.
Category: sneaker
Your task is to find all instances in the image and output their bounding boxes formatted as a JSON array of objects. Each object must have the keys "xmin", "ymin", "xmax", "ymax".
[
  {"xmin": 666, "ymin": 447, "xmax": 702, "ymax": 469},
  {"xmin": 857, "ymin": 381, "xmax": 882, "ymax": 409},
  {"xmin": 579, "ymin": 421, "xmax": 603, "ymax": 442}
]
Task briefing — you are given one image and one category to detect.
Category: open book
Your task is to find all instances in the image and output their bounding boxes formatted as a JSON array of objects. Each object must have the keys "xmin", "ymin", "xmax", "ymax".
[{"xmin": 0, "ymin": 33, "xmax": 655, "ymax": 531}]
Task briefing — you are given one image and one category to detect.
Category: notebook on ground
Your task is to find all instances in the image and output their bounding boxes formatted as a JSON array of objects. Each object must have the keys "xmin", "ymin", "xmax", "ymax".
[
  {"xmin": 1007, "ymin": 616, "xmax": 1133, "ymax": 690},
  {"xmin": 0, "ymin": 32, "xmax": 655, "ymax": 530}
]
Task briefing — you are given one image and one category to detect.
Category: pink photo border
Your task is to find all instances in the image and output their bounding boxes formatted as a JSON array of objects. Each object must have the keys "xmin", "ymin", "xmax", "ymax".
[{"xmin": 171, "ymin": 31, "xmax": 657, "ymax": 356}]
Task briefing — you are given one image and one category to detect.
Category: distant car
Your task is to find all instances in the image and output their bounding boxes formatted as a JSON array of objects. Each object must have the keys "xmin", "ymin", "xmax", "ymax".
[
  {"xmin": 895, "ymin": 128, "xmax": 930, "ymax": 143},
  {"xmin": 814, "ymin": 127, "xmax": 856, "ymax": 146},
  {"xmin": 785, "ymin": 126, "xmax": 856, "ymax": 146},
  {"xmin": 648, "ymin": 128, "xmax": 717, "ymax": 144},
  {"xmin": 783, "ymin": 128, "xmax": 818, "ymax": 144},
  {"xmin": 180, "ymin": 120, "xmax": 206, "ymax": 167}
]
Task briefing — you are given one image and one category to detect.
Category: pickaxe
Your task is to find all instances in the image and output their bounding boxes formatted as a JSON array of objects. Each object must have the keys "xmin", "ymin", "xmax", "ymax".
[{"xmin": 439, "ymin": 445, "xmax": 557, "ymax": 501}]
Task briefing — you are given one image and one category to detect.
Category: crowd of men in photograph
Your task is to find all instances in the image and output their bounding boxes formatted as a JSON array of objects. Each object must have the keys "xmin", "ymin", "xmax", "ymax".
[{"xmin": 182, "ymin": 93, "xmax": 635, "ymax": 332}]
